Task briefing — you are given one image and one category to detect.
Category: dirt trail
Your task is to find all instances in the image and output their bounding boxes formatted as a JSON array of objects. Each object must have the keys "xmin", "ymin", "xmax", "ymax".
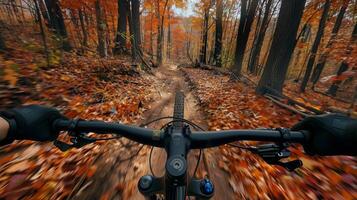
[
  {"xmin": 129, "ymin": 64, "xmax": 235, "ymax": 199},
  {"xmin": 72, "ymin": 64, "xmax": 235, "ymax": 200}
]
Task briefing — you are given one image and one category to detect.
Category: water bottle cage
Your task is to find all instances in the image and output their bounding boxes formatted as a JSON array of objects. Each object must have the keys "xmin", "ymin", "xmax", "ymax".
[{"xmin": 54, "ymin": 119, "xmax": 96, "ymax": 151}]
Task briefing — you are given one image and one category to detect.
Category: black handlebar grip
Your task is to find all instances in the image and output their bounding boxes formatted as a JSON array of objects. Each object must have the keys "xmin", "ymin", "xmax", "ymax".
[
  {"xmin": 299, "ymin": 130, "xmax": 311, "ymax": 144},
  {"xmin": 53, "ymin": 119, "xmax": 71, "ymax": 132}
]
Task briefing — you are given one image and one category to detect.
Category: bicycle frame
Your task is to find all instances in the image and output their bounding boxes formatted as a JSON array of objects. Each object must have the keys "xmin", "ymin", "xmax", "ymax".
[{"xmin": 138, "ymin": 123, "xmax": 213, "ymax": 199}]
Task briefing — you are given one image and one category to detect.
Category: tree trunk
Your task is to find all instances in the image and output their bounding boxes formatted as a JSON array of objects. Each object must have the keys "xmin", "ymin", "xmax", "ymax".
[
  {"xmin": 232, "ymin": 0, "xmax": 259, "ymax": 75},
  {"xmin": 310, "ymin": 0, "xmax": 349, "ymax": 86},
  {"xmin": 327, "ymin": 61, "xmax": 348, "ymax": 96},
  {"xmin": 167, "ymin": 6, "xmax": 171, "ymax": 60},
  {"xmin": 34, "ymin": 0, "xmax": 50, "ymax": 67},
  {"xmin": 200, "ymin": 8, "xmax": 209, "ymax": 64},
  {"xmin": 0, "ymin": 22, "xmax": 5, "ymax": 51},
  {"xmin": 156, "ymin": 0, "xmax": 169, "ymax": 65},
  {"xmin": 44, "ymin": 0, "xmax": 71, "ymax": 51},
  {"xmin": 300, "ymin": 0, "xmax": 330, "ymax": 92},
  {"xmin": 256, "ymin": 0, "xmax": 306, "ymax": 96},
  {"xmin": 156, "ymin": 7, "xmax": 162, "ymax": 64},
  {"xmin": 156, "ymin": 12, "xmax": 161, "ymax": 64},
  {"xmin": 131, "ymin": 0, "xmax": 142, "ymax": 55},
  {"xmin": 327, "ymin": 22, "xmax": 357, "ymax": 96},
  {"xmin": 114, "ymin": 0, "xmax": 127, "ymax": 54},
  {"xmin": 225, "ymin": 16, "xmax": 238, "ymax": 64},
  {"xmin": 127, "ymin": 0, "xmax": 136, "ymax": 60},
  {"xmin": 213, "ymin": 0, "xmax": 223, "ymax": 67},
  {"xmin": 247, "ymin": 3, "xmax": 263, "ymax": 72},
  {"xmin": 103, "ymin": 7, "xmax": 111, "ymax": 53},
  {"xmin": 78, "ymin": 8, "xmax": 88, "ymax": 49},
  {"xmin": 150, "ymin": 13, "xmax": 154, "ymax": 59},
  {"xmin": 248, "ymin": 0, "xmax": 273, "ymax": 74},
  {"xmin": 95, "ymin": 0, "xmax": 107, "ymax": 57},
  {"xmin": 69, "ymin": 9, "xmax": 81, "ymax": 49}
]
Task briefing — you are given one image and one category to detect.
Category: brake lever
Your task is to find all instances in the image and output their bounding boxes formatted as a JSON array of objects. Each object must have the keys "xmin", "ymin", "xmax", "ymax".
[
  {"xmin": 250, "ymin": 143, "xmax": 302, "ymax": 171},
  {"xmin": 54, "ymin": 132, "xmax": 97, "ymax": 152}
]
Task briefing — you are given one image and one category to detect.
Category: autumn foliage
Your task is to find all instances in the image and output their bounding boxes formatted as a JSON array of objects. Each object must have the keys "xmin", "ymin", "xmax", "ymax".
[{"xmin": 182, "ymin": 67, "xmax": 356, "ymax": 199}]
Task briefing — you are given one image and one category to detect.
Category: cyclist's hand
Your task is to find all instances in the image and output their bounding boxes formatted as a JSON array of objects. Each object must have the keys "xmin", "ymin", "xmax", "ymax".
[
  {"xmin": 292, "ymin": 114, "xmax": 357, "ymax": 156},
  {"xmin": 0, "ymin": 105, "xmax": 67, "ymax": 143}
]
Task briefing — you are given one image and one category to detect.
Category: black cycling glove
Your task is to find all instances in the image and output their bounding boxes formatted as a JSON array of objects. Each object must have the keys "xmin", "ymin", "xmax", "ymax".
[
  {"xmin": 0, "ymin": 105, "xmax": 66, "ymax": 144},
  {"xmin": 292, "ymin": 114, "xmax": 357, "ymax": 156}
]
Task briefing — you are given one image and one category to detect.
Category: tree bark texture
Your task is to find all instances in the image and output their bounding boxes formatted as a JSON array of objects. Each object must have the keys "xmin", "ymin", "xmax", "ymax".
[
  {"xmin": 232, "ymin": 0, "xmax": 258, "ymax": 75},
  {"xmin": 95, "ymin": 0, "xmax": 108, "ymax": 57},
  {"xmin": 300, "ymin": 0, "xmax": 330, "ymax": 92},
  {"xmin": 256, "ymin": 0, "xmax": 306, "ymax": 95},
  {"xmin": 44, "ymin": 0, "xmax": 71, "ymax": 51},
  {"xmin": 213, "ymin": 0, "xmax": 223, "ymax": 67},
  {"xmin": 114, "ymin": 0, "xmax": 128, "ymax": 54}
]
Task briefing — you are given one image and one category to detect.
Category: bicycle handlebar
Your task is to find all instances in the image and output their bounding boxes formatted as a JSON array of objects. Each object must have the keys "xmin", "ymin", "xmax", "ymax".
[
  {"xmin": 54, "ymin": 119, "xmax": 164, "ymax": 147},
  {"xmin": 53, "ymin": 119, "xmax": 309, "ymax": 148},
  {"xmin": 190, "ymin": 130, "xmax": 307, "ymax": 149}
]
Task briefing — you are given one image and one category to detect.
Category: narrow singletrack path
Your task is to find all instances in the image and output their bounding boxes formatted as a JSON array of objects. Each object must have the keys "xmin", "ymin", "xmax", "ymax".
[
  {"xmin": 129, "ymin": 64, "xmax": 235, "ymax": 199},
  {"xmin": 72, "ymin": 64, "xmax": 235, "ymax": 200}
]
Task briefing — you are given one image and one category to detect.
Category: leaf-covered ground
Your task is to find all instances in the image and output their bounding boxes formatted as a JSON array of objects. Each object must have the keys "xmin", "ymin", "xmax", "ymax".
[
  {"xmin": 182, "ymin": 67, "xmax": 357, "ymax": 200},
  {"xmin": 0, "ymin": 53, "xmax": 356, "ymax": 199},
  {"xmin": 0, "ymin": 53, "xmax": 156, "ymax": 199}
]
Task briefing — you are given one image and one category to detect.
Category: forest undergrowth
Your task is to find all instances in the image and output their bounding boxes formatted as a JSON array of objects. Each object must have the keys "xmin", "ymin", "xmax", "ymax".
[
  {"xmin": 0, "ymin": 50, "xmax": 156, "ymax": 199},
  {"xmin": 182, "ymin": 67, "xmax": 356, "ymax": 200}
]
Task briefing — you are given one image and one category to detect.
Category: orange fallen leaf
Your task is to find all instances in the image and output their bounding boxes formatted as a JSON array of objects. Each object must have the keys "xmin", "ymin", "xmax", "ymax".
[
  {"xmin": 86, "ymin": 165, "xmax": 97, "ymax": 178},
  {"xmin": 5, "ymin": 160, "xmax": 31, "ymax": 174}
]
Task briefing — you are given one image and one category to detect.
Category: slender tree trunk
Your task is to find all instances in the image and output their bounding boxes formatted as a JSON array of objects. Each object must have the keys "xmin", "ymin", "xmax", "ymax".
[
  {"xmin": 127, "ymin": 1, "xmax": 136, "ymax": 60},
  {"xmin": 300, "ymin": 0, "xmax": 330, "ymax": 92},
  {"xmin": 0, "ymin": 20, "xmax": 5, "ymax": 51},
  {"xmin": 327, "ymin": 22, "xmax": 357, "ymax": 96},
  {"xmin": 247, "ymin": 3, "xmax": 263, "ymax": 71},
  {"xmin": 131, "ymin": 0, "xmax": 142, "ymax": 55},
  {"xmin": 256, "ymin": 0, "xmax": 306, "ymax": 95},
  {"xmin": 150, "ymin": 13, "xmax": 154, "ymax": 59},
  {"xmin": 156, "ymin": 0, "xmax": 168, "ymax": 64},
  {"xmin": 200, "ymin": 8, "xmax": 209, "ymax": 64},
  {"xmin": 114, "ymin": 0, "xmax": 127, "ymax": 54},
  {"xmin": 186, "ymin": 27, "xmax": 193, "ymax": 62},
  {"xmin": 103, "ymin": 6, "xmax": 111, "ymax": 53},
  {"xmin": 44, "ymin": 0, "xmax": 71, "ymax": 51},
  {"xmin": 0, "ymin": 31, "xmax": 5, "ymax": 51},
  {"xmin": 232, "ymin": 0, "xmax": 259, "ymax": 75},
  {"xmin": 248, "ymin": 0, "xmax": 273, "ymax": 74},
  {"xmin": 225, "ymin": 16, "xmax": 238, "ymax": 64},
  {"xmin": 327, "ymin": 61, "xmax": 349, "ymax": 96},
  {"xmin": 156, "ymin": 3, "xmax": 161, "ymax": 63},
  {"xmin": 95, "ymin": 0, "xmax": 107, "ymax": 57},
  {"xmin": 78, "ymin": 8, "xmax": 88, "ymax": 49},
  {"xmin": 311, "ymin": 0, "xmax": 349, "ymax": 87},
  {"xmin": 69, "ymin": 9, "xmax": 81, "ymax": 49},
  {"xmin": 214, "ymin": 0, "xmax": 223, "ymax": 67},
  {"xmin": 156, "ymin": 3, "xmax": 162, "ymax": 64},
  {"xmin": 34, "ymin": 0, "xmax": 50, "ymax": 67},
  {"xmin": 167, "ymin": 6, "xmax": 171, "ymax": 60},
  {"xmin": 84, "ymin": 8, "xmax": 91, "ymax": 27}
]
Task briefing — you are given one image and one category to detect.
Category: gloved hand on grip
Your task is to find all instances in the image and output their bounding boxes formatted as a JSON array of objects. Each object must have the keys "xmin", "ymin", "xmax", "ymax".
[
  {"xmin": 0, "ymin": 105, "xmax": 67, "ymax": 144},
  {"xmin": 292, "ymin": 114, "xmax": 357, "ymax": 156}
]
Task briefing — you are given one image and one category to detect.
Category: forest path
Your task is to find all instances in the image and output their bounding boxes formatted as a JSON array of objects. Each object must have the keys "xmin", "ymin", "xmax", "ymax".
[
  {"xmin": 128, "ymin": 64, "xmax": 235, "ymax": 199},
  {"xmin": 71, "ymin": 64, "xmax": 235, "ymax": 200}
]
